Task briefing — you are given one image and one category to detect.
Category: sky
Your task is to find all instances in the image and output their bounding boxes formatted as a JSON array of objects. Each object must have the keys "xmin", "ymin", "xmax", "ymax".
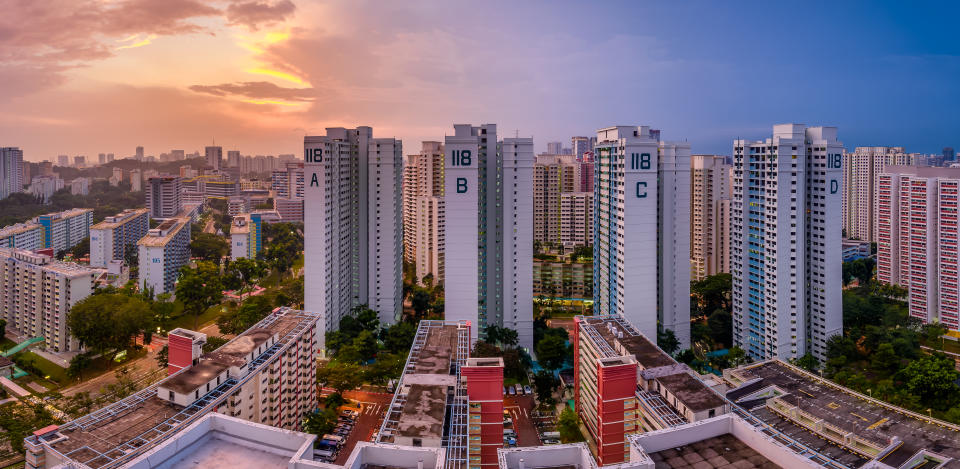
[{"xmin": 1, "ymin": 0, "xmax": 958, "ymax": 161}]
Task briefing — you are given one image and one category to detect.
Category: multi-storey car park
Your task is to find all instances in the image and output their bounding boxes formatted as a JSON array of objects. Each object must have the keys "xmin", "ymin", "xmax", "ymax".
[
  {"xmin": 724, "ymin": 360, "xmax": 960, "ymax": 468},
  {"xmin": 24, "ymin": 307, "xmax": 320, "ymax": 469}
]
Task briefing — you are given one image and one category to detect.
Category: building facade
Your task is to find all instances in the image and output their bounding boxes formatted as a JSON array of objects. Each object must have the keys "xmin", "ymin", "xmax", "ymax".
[
  {"xmin": 146, "ymin": 175, "xmax": 183, "ymax": 219},
  {"xmin": 462, "ymin": 357, "xmax": 505, "ymax": 468},
  {"xmin": 138, "ymin": 217, "xmax": 191, "ymax": 295},
  {"xmin": 230, "ymin": 212, "xmax": 263, "ymax": 261},
  {"xmin": 0, "ymin": 248, "xmax": 97, "ymax": 352},
  {"xmin": 205, "ymin": 145, "xmax": 223, "ymax": 171},
  {"xmin": 533, "ymin": 154, "xmax": 580, "ymax": 244},
  {"xmin": 533, "ymin": 257, "xmax": 593, "ymax": 299},
  {"xmin": 840, "ymin": 146, "xmax": 911, "ymax": 243},
  {"xmin": 304, "ymin": 127, "xmax": 403, "ymax": 349},
  {"xmin": 690, "ymin": 155, "xmax": 731, "ymax": 281},
  {"xmin": 876, "ymin": 166, "xmax": 960, "ymax": 330},
  {"xmin": 731, "ymin": 124, "xmax": 843, "ymax": 362},
  {"xmin": 593, "ymin": 125, "xmax": 691, "ymax": 349},
  {"xmin": 0, "ymin": 223, "xmax": 43, "ymax": 251},
  {"xmin": 36, "ymin": 208, "xmax": 92, "ymax": 255},
  {"xmin": 1, "ymin": 147, "xmax": 24, "ymax": 200},
  {"xmin": 27, "ymin": 176, "xmax": 63, "ymax": 203},
  {"xmin": 443, "ymin": 124, "xmax": 534, "ymax": 351},
  {"xmin": 559, "ymin": 191, "xmax": 593, "ymax": 247},
  {"xmin": 573, "ymin": 314, "xmax": 728, "ymax": 465},
  {"xmin": 402, "ymin": 141, "xmax": 445, "ymax": 284},
  {"xmin": 90, "ymin": 208, "xmax": 150, "ymax": 267}
]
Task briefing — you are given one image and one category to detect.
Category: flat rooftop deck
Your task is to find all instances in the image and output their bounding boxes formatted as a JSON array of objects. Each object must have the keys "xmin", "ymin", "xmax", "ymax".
[
  {"xmin": 153, "ymin": 433, "xmax": 291, "ymax": 469},
  {"xmin": 412, "ymin": 325, "xmax": 458, "ymax": 374},
  {"xmin": 649, "ymin": 434, "xmax": 776, "ymax": 469},
  {"xmin": 656, "ymin": 372, "xmax": 726, "ymax": 412},
  {"xmin": 739, "ymin": 361, "xmax": 960, "ymax": 468},
  {"xmin": 579, "ymin": 315, "xmax": 676, "ymax": 368},
  {"xmin": 396, "ymin": 384, "xmax": 449, "ymax": 439}
]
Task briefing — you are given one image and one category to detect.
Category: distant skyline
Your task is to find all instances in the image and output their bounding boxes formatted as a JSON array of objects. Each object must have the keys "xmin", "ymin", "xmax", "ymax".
[{"xmin": 1, "ymin": 0, "xmax": 957, "ymax": 161}]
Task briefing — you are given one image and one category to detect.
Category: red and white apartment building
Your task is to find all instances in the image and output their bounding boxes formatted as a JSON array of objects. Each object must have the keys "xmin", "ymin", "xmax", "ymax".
[{"xmin": 877, "ymin": 166, "xmax": 960, "ymax": 330}]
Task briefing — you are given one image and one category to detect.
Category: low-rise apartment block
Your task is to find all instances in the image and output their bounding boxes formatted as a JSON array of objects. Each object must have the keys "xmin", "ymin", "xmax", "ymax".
[
  {"xmin": 0, "ymin": 222, "xmax": 43, "ymax": 251},
  {"xmin": 36, "ymin": 208, "xmax": 93, "ymax": 255},
  {"xmin": 573, "ymin": 314, "xmax": 728, "ymax": 465},
  {"xmin": 0, "ymin": 248, "xmax": 97, "ymax": 352},
  {"xmin": 24, "ymin": 307, "xmax": 320, "ymax": 469},
  {"xmin": 89, "ymin": 208, "xmax": 150, "ymax": 267}
]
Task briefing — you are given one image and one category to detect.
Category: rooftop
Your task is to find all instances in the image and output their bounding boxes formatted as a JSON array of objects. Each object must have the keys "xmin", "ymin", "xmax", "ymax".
[
  {"xmin": 578, "ymin": 315, "xmax": 676, "ymax": 368},
  {"xmin": 0, "ymin": 222, "xmax": 41, "ymax": 237},
  {"xmin": 396, "ymin": 384, "xmax": 449, "ymax": 438},
  {"xmin": 729, "ymin": 360, "xmax": 960, "ymax": 468},
  {"xmin": 648, "ymin": 434, "xmax": 776, "ymax": 468},
  {"xmin": 91, "ymin": 209, "xmax": 148, "ymax": 230},
  {"xmin": 36, "ymin": 208, "xmax": 92, "ymax": 221},
  {"xmin": 138, "ymin": 217, "xmax": 189, "ymax": 247},
  {"xmin": 231, "ymin": 214, "xmax": 251, "ymax": 235},
  {"xmin": 656, "ymin": 372, "xmax": 727, "ymax": 412},
  {"xmin": 30, "ymin": 308, "xmax": 320, "ymax": 469}
]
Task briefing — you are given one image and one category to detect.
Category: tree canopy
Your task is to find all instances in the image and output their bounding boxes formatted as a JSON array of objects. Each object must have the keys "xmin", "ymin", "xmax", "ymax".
[{"xmin": 67, "ymin": 293, "xmax": 153, "ymax": 360}]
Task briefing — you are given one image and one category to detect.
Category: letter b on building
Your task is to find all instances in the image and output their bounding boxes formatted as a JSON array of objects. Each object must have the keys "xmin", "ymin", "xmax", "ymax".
[{"xmin": 457, "ymin": 177, "xmax": 468, "ymax": 193}]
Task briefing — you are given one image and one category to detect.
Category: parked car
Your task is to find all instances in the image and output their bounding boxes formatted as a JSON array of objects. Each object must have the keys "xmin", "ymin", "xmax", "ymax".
[
  {"xmin": 503, "ymin": 386, "xmax": 507, "ymax": 396},
  {"xmin": 504, "ymin": 436, "xmax": 517, "ymax": 446},
  {"xmin": 524, "ymin": 385, "xmax": 532, "ymax": 395},
  {"xmin": 508, "ymin": 386, "xmax": 516, "ymax": 395},
  {"xmin": 341, "ymin": 409, "xmax": 359, "ymax": 417},
  {"xmin": 514, "ymin": 384, "xmax": 523, "ymax": 395}
]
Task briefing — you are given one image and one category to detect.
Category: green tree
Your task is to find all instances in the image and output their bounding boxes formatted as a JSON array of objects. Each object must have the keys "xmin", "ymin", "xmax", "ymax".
[
  {"xmin": 176, "ymin": 262, "xmax": 223, "ymax": 329},
  {"xmin": 706, "ymin": 309, "xmax": 733, "ymax": 347},
  {"xmin": 364, "ymin": 353, "xmax": 405, "ymax": 385},
  {"xmin": 156, "ymin": 345, "xmax": 169, "ymax": 369},
  {"xmin": 0, "ymin": 318, "xmax": 6, "ymax": 339},
  {"xmin": 899, "ymin": 352, "xmax": 960, "ymax": 410},
  {"xmin": 657, "ymin": 327, "xmax": 680, "ymax": 356},
  {"xmin": 533, "ymin": 370, "xmax": 559, "ymax": 405},
  {"xmin": 691, "ymin": 273, "xmax": 732, "ymax": 316},
  {"xmin": 152, "ymin": 292, "xmax": 176, "ymax": 332},
  {"xmin": 233, "ymin": 257, "xmax": 267, "ymax": 293},
  {"xmin": 124, "ymin": 243, "xmax": 139, "ymax": 279},
  {"xmin": 727, "ymin": 346, "xmax": 747, "ymax": 367},
  {"xmin": 411, "ymin": 288, "xmax": 432, "ymax": 319},
  {"xmin": 317, "ymin": 361, "xmax": 363, "ymax": 393},
  {"xmin": 68, "ymin": 293, "xmax": 153, "ymax": 362},
  {"xmin": 795, "ymin": 353, "xmax": 819, "ymax": 372},
  {"xmin": 383, "ymin": 321, "xmax": 417, "ymax": 354},
  {"xmin": 870, "ymin": 343, "xmax": 900, "ymax": 375},
  {"xmin": 535, "ymin": 335, "xmax": 568, "ymax": 371},
  {"xmin": 302, "ymin": 408, "xmax": 337, "ymax": 436},
  {"xmin": 557, "ymin": 407, "xmax": 584, "ymax": 443},
  {"xmin": 190, "ymin": 232, "xmax": 229, "ymax": 261},
  {"xmin": 66, "ymin": 353, "xmax": 93, "ymax": 381}
]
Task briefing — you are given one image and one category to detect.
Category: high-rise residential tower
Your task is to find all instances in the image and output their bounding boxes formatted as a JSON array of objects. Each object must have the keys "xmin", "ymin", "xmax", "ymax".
[
  {"xmin": 402, "ymin": 141, "xmax": 445, "ymax": 284},
  {"xmin": 90, "ymin": 208, "xmax": 150, "ymax": 267},
  {"xmin": 138, "ymin": 217, "xmax": 191, "ymax": 295},
  {"xmin": 593, "ymin": 126, "xmax": 691, "ymax": 349},
  {"xmin": 533, "ymin": 154, "xmax": 581, "ymax": 245},
  {"xmin": 146, "ymin": 176, "xmax": 182, "ymax": 219},
  {"xmin": 205, "ymin": 146, "xmax": 223, "ymax": 171},
  {"xmin": 731, "ymin": 124, "xmax": 843, "ymax": 362},
  {"xmin": 444, "ymin": 124, "xmax": 534, "ymax": 351},
  {"xmin": 303, "ymin": 127, "xmax": 403, "ymax": 350},
  {"xmin": 1, "ymin": 147, "xmax": 24, "ymax": 200},
  {"xmin": 877, "ymin": 166, "xmax": 960, "ymax": 331},
  {"xmin": 135, "ymin": 145, "xmax": 144, "ymax": 161},
  {"xmin": 841, "ymin": 146, "xmax": 911, "ymax": 243},
  {"xmin": 572, "ymin": 136, "xmax": 593, "ymax": 162},
  {"xmin": 690, "ymin": 154, "xmax": 731, "ymax": 281}
]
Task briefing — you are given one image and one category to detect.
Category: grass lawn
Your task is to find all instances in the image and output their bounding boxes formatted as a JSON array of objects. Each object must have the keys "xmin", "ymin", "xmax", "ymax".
[
  {"xmin": 169, "ymin": 302, "xmax": 232, "ymax": 330},
  {"xmin": 16, "ymin": 351, "xmax": 68, "ymax": 386}
]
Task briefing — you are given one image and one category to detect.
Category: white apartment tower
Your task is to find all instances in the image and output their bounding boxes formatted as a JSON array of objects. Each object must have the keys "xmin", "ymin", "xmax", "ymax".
[
  {"xmin": 841, "ymin": 146, "xmax": 911, "ymax": 242},
  {"xmin": 444, "ymin": 124, "xmax": 534, "ymax": 351},
  {"xmin": 593, "ymin": 126, "xmax": 691, "ymax": 349},
  {"xmin": 731, "ymin": 124, "xmax": 843, "ymax": 362},
  {"xmin": 146, "ymin": 176, "xmax": 182, "ymax": 219},
  {"xmin": 401, "ymin": 141, "xmax": 445, "ymax": 284},
  {"xmin": 690, "ymin": 155, "xmax": 731, "ymax": 281},
  {"xmin": 304, "ymin": 127, "xmax": 403, "ymax": 350}
]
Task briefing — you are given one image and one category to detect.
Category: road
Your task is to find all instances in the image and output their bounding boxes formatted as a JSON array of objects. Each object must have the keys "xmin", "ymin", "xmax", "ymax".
[{"xmin": 504, "ymin": 394, "xmax": 539, "ymax": 446}]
